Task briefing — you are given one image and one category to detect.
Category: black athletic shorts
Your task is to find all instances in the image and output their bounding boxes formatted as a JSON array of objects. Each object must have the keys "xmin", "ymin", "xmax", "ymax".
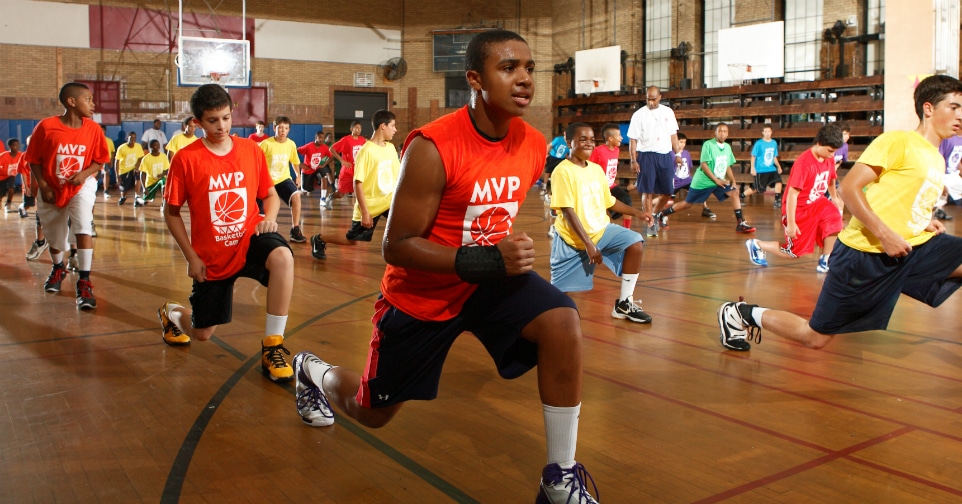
[
  {"xmin": 608, "ymin": 185, "xmax": 632, "ymax": 220},
  {"xmin": 346, "ymin": 211, "xmax": 387, "ymax": 242},
  {"xmin": 118, "ymin": 171, "xmax": 137, "ymax": 192},
  {"xmin": 752, "ymin": 171, "xmax": 782, "ymax": 192}
]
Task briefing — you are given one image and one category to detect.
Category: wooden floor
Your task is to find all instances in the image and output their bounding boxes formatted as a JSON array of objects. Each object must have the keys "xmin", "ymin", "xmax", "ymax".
[{"xmin": 2, "ymin": 187, "xmax": 962, "ymax": 503}]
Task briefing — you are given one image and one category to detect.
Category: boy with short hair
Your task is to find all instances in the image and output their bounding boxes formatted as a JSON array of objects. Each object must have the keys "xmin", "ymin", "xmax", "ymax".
[
  {"xmin": 159, "ymin": 84, "xmax": 296, "ymax": 382},
  {"xmin": 719, "ymin": 75, "xmax": 962, "ymax": 352},
  {"xmin": 310, "ymin": 110, "xmax": 399, "ymax": 260},
  {"xmin": 292, "ymin": 30, "xmax": 600, "ymax": 503},
  {"xmin": 139, "ymin": 139, "xmax": 170, "ymax": 205},
  {"xmin": 589, "ymin": 122, "xmax": 634, "ymax": 229},
  {"xmin": 0, "ymin": 139, "xmax": 24, "ymax": 211},
  {"xmin": 655, "ymin": 123, "xmax": 756, "ymax": 233},
  {"xmin": 166, "ymin": 117, "xmax": 199, "ymax": 160},
  {"xmin": 114, "ymin": 131, "xmax": 144, "ymax": 205},
  {"xmin": 745, "ymin": 124, "xmax": 845, "ymax": 272},
  {"xmin": 552, "ymin": 122, "xmax": 654, "ymax": 323},
  {"xmin": 742, "ymin": 125, "xmax": 784, "ymax": 208},
  {"xmin": 26, "ymin": 82, "xmax": 110, "ymax": 309},
  {"xmin": 259, "ymin": 116, "xmax": 307, "ymax": 243},
  {"xmin": 248, "ymin": 120, "xmax": 270, "ymax": 143},
  {"xmin": 297, "ymin": 130, "xmax": 335, "ymax": 207},
  {"xmin": 330, "ymin": 121, "xmax": 367, "ymax": 198}
]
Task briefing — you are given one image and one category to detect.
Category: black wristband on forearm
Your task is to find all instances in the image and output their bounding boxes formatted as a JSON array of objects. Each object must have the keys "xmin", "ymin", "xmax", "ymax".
[{"xmin": 454, "ymin": 245, "xmax": 506, "ymax": 283}]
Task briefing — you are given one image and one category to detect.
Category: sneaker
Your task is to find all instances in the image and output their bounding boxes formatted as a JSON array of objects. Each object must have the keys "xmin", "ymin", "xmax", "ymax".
[
  {"xmin": 26, "ymin": 240, "xmax": 48, "ymax": 261},
  {"xmin": 325, "ymin": 196, "xmax": 334, "ymax": 209},
  {"xmin": 90, "ymin": 221, "xmax": 98, "ymax": 237},
  {"xmin": 645, "ymin": 220, "xmax": 658, "ymax": 237},
  {"xmin": 118, "ymin": 196, "xmax": 127, "ymax": 205},
  {"xmin": 773, "ymin": 199, "xmax": 782, "ymax": 209},
  {"xmin": 133, "ymin": 196, "xmax": 145, "ymax": 208},
  {"xmin": 76, "ymin": 279, "xmax": 97, "ymax": 310},
  {"xmin": 660, "ymin": 214, "xmax": 669, "ymax": 228},
  {"xmin": 611, "ymin": 296, "xmax": 652, "ymax": 323},
  {"xmin": 735, "ymin": 221, "xmax": 756, "ymax": 234},
  {"xmin": 67, "ymin": 255, "xmax": 79, "ymax": 272},
  {"xmin": 18, "ymin": 203, "xmax": 27, "ymax": 218},
  {"xmin": 547, "ymin": 225, "xmax": 556, "ymax": 238},
  {"xmin": 311, "ymin": 234, "xmax": 327, "ymax": 259},
  {"xmin": 816, "ymin": 254, "xmax": 829, "ymax": 273},
  {"xmin": 293, "ymin": 351, "xmax": 335, "ymax": 427},
  {"xmin": 43, "ymin": 265, "xmax": 68, "ymax": 293},
  {"xmin": 290, "ymin": 226, "xmax": 307, "ymax": 243},
  {"xmin": 745, "ymin": 239, "xmax": 768, "ymax": 267},
  {"xmin": 536, "ymin": 462, "xmax": 600, "ymax": 504},
  {"xmin": 158, "ymin": 302, "xmax": 190, "ymax": 345},
  {"xmin": 717, "ymin": 301, "xmax": 761, "ymax": 351},
  {"xmin": 2, "ymin": 203, "xmax": 10, "ymax": 213},
  {"xmin": 261, "ymin": 335, "xmax": 294, "ymax": 382},
  {"xmin": 702, "ymin": 207, "xmax": 716, "ymax": 219},
  {"xmin": 935, "ymin": 208, "xmax": 953, "ymax": 220}
]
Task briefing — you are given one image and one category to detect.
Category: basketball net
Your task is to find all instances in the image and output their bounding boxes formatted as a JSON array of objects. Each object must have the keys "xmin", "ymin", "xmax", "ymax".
[
  {"xmin": 576, "ymin": 79, "xmax": 606, "ymax": 96},
  {"xmin": 209, "ymin": 72, "xmax": 231, "ymax": 87}
]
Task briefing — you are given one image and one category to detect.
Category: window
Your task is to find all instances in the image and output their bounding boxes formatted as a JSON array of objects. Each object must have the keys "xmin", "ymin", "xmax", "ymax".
[
  {"xmin": 784, "ymin": 0, "xmax": 823, "ymax": 82},
  {"xmin": 645, "ymin": 0, "xmax": 671, "ymax": 89},
  {"xmin": 703, "ymin": 0, "xmax": 733, "ymax": 87},
  {"xmin": 445, "ymin": 75, "xmax": 472, "ymax": 108},
  {"xmin": 866, "ymin": 0, "xmax": 884, "ymax": 76}
]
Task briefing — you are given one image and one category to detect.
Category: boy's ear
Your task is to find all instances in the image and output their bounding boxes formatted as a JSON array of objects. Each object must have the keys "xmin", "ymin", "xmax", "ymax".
[{"xmin": 466, "ymin": 70, "xmax": 482, "ymax": 92}]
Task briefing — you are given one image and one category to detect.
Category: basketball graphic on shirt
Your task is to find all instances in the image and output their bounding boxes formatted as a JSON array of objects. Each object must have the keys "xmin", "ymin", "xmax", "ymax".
[
  {"xmin": 55, "ymin": 154, "xmax": 84, "ymax": 184},
  {"xmin": 208, "ymin": 188, "xmax": 248, "ymax": 236},
  {"xmin": 462, "ymin": 201, "xmax": 519, "ymax": 246}
]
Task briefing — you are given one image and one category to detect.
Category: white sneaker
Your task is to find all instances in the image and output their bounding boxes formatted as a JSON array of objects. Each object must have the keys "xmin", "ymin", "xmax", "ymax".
[
  {"xmin": 26, "ymin": 240, "xmax": 48, "ymax": 261},
  {"xmin": 537, "ymin": 462, "xmax": 599, "ymax": 504},
  {"xmin": 293, "ymin": 351, "xmax": 335, "ymax": 427},
  {"xmin": 67, "ymin": 255, "xmax": 79, "ymax": 272}
]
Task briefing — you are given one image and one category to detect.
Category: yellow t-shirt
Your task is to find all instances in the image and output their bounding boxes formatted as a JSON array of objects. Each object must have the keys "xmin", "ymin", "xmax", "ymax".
[
  {"xmin": 259, "ymin": 137, "xmax": 299, "ymax": 184},
  {"xmin": 104, "ymin": 137, "xmax": 115, "ymax": 162},
  {"xmin": 550, "ymin": 158, "xmax": 617, "ymax": 250},
  {"xmin": 115, "ymin": 143, "xmax": 145, "ymax": 175},
  {"xmin": 352, "ymin": 140, "xmax": 400, "ymax": 222},
  {"xmin": 166, "ymin": 133, "xmax": 199, "ymax": 157},
  {"xmin": 839, "ymin": 130, "xmax": 944, "ymax": 253},
  {"xmin": 140, "ymin": 152, "xmax": 170, "ymax": 186}
]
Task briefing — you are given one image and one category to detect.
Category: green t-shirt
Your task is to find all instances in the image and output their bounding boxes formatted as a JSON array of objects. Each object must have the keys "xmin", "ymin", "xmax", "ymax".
[{"xmin": 691, "ymin": 140, "xmax": 735, "ymax": 190}]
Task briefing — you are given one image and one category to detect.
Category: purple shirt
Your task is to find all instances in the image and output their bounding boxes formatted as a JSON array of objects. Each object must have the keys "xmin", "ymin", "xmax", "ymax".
[
  {"xmin": 834, "ymin": 143, "xmax": 849, "ymax": 165},
  {"xmin": 673, "ymin": 150, "xmax": 694, "ymax": 189},
  {"xmin": 939, "ymin": 135, "xmax": 962, "ymax": 174}
]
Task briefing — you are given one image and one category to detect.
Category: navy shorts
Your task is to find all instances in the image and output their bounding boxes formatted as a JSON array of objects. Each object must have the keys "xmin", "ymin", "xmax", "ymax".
[
  {"xmin": 809, "ymin": 234, "xmax": 962, "ymax": 334},
  {"xmin": 274, "ymin": 178, "xmax": 299, "ymax": 206},
  {"xmin": 189, "ymin": 232, "xmax": 292, "ymax": 329},
  {"xmin": 685, "ymin": 184, "xmax": 736, "ymax": 204},
  {"xmin": 357, "ymin": 272, "xmax": 578, "ymax": 408},
  {"xmin": 635, "ymin": 151, "xmax": 675, "ymax": 195}
]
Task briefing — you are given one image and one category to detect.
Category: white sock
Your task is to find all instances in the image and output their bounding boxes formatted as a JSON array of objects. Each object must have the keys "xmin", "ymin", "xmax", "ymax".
[
  {"xmin": 51, "ymin": 252, "xmax": 64, "ymax": 265},
  {"xmin": 77, "ymin": 248, "xmax": 93, "ymax": 272},
  {"xmin": 620, "ymin": 273, "xmax": 639, "ymax": 301},
  {"xmin": 751, "ymin": 307, "xmax": 769, "ymax": 328},
  {"xmin": 544, "ymin": 403, "xmax": 580, "ymax": 467},
  {"xmin": 320, "ymin": 189, "xmax": 327, "ymax": 199},
  {"xmin": 305, "ymin": 358, "xmax": 333, "ymax": 388},
  {"xmin": 265, "ymin": 313, "xmax": 288, "ymax": 337}
]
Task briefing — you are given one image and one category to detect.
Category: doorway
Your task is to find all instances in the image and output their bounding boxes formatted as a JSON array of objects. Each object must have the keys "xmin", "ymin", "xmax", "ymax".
[{"xmin": 333, "ymin": 91, "xmax": 388, "ymax": 139}]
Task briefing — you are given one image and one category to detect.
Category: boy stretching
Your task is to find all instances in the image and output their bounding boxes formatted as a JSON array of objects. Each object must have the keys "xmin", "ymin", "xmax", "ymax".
[
  {"xmin": 719, "ymin": 75, "xmax": 962, "ymax": 352},
  {"xmin": 552, "ymin": 122, "xmax": 654, "ymax": 323},
  {"xmin": 114, "ymin": 131, "xmax": 144, "ymax": 205},
  {"xmin": 159, "ymin": 84, "xmax": 296, "ymax": 382},
  {"xmin": 742, "ymin": 125, "xmax": 784, "ymax": 208},
  {"xmin": 310, "ymin": 110, "xmax": 399, "ymax": 260},
  {"xmin": 0, "ymin": 138, "xmax": 24, "ymax": 211},
  {"xmin": 139, "ymin": 139, "xmax": 170, "ymax": 205},
  {"xmin": 330, "ymin": 121, "xmax": 367, "ymax": 198},
  {"xmin": 655, "ymin": 123, "xmax": 756, "ymax": 234},
  {"xmin": 292, "ymin": 30, "xmax": 600, "ymax": 503},
  {"xmin": 589, "ymin": 122, "xmax": 634, "ymax": 229},
  {"xmin": 745, "ymin": 125, "xmax": 845, "ymax": 273},
  {"xmin": 259, "ymin": 116, "xmax": 307, "ymax": 243},
  {"xmin": 297, "ymin": 130, "xmax": 335, "ymax": 207},
  {"xmin": 27, "ymin": 82, "xmax": 110, "ymax": 309}
]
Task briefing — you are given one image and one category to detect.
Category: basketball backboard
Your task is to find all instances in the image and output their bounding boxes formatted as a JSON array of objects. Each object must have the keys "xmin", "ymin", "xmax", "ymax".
[{"xmin": 176, "ymin": 36, "xmax": 251, "ymax": 87}]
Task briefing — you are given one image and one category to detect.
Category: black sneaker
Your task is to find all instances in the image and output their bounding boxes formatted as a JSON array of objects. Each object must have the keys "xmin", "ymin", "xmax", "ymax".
[
  {"xmin": 935, "ymin": 208, "xmax": 953, "ymax": 220},
  {"xmin": 611, "ymin": 296, "xmax": 652, "ymax": 323},
  {"xmin": 44, "ymin": 265, "xmax": 68, "ymax": 293},
  {"xmin": 76, "ymin": 279, "xmax": 97, "ymax": 310},
  {"xmin": 311, "ymin": 234, "xmax": 327, "ymax": 259},
  {"xmin": 290, "ymin": 226, "xmax": 307, "ymax": 243},
  {"xmin": 702, "ymin": 207, "xmax": 716, "ymax": 219},
  {"xmin": 118, "ymin": 196, "xmax": 127, "ymax": 205},
  {"xmin": 717, "ymin": 301, "xmax": 761, "ymax": 351},
  {"xmin": 773, "ymin": 199, "xmax": 782, "ymax": 209},
  {"xmin": 736, "ymin": 221, "xmax": 756, "ymax": 234}
]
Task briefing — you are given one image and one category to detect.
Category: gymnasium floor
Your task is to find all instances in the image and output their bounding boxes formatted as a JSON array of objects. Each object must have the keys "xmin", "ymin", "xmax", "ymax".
[{"xmin": 2, "ymin": 187, "xmax": 961, "ymax": 503}]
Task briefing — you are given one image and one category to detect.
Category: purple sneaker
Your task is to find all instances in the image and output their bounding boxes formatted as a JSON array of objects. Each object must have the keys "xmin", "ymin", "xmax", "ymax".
[{"xmin": 536, "ymin": 462, "xmax": 599, "ymax": 503}]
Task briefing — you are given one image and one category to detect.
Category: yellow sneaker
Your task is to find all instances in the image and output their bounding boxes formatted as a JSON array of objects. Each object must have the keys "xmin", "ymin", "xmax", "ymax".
[
  {"xmin": 261, "ymin": 335, "xmax": 293, "ymax": 382},
  {"xmin": 158, "ymin": 302, "xmax": 190, "ymax": 346}
]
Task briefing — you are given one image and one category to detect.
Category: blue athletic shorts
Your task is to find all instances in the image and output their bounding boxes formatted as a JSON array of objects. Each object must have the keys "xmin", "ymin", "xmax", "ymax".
[
  {"xmin": 635, "ymin": 151, "xmax": 675, "ymax": 195},
  {"xmin": 357, "ymin": 272, "xmax": 577, "ymax": 408},
  {"xmin": 550, "ymin": 224, "xmax": 644, "ymax": 292},
  {"xmin": 809, "ymin": 234, "xmax": 962, "ymax": 334},
  {"xmin": 685, "ymin": 184, "xmax": 735, "ymax": 204}
]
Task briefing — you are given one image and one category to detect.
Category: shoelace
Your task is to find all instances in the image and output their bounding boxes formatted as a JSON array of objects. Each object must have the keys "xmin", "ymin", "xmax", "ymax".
[
  {"xmin": 737, "ymin": 296, "xmax": 763, "ymax": 345},
  {"xmin": 266, "ymin": 345, "xmax": 291, "ymax": 368},
  {"xmin": 296, "ymin": 384, "xmax": 332, "ymax": 416},
  {"xmin": 77, "ymin": 280, "xmax": 94, "ymax": 298},
  {"xmin": 49, "ymin": 268, "xmax": 67, "ymax": 284},
  {"xmin": 559, "ymin": 463, "xmax": 599, "ymax": 504}
]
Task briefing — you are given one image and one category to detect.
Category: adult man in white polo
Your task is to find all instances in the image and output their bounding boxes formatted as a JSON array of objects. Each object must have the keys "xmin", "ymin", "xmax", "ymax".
[{"xmin": 628, "ymin": 86, "xmax": 681, "ymax": 237}]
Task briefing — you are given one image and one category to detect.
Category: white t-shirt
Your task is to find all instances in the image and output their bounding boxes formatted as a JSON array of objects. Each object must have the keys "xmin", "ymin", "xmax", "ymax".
[
  {"xmin": 626, "ymin": 104, "xmax": 678, "ymax": 154},
  {"xmin": 141, "ymin": 128, "xmax": 168, "ymax": 147}
]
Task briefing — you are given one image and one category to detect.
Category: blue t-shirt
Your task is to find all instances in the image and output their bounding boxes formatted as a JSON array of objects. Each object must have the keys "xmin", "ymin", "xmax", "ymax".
[
  {"xmin": 751, "ymin": 139, "xmax": 778, "ymax": 173},
  {"xmin": 547, "ymin": 136, "xmax": 570, "ymax": 160}
]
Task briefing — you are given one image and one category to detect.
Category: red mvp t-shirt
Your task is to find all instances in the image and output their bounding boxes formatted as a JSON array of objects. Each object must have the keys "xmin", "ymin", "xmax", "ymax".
[
  {"xmin": 589, "ymin": 144, "xmax": 621, "ymax": 189},
  {"xmin": 297, "ymin": 142, "xmax": 333, "ymax": 175},
  {"xmin": 0, "ymin": 151, "xmax": 23, "ymax": 180},
  {"xmin": 25, "ymin": 116, "xmax": 110, "ymax": 207},
  {"xmin": 784, "ymin": 148, "xmax": 837, "ymax": 215},
  {"xmin": 164, "ymin": 138, "xmax": 272, "ymax": 281},
  {"xmin": 331, "ymin": 135, "xmax": 367, "ymax": 166}
]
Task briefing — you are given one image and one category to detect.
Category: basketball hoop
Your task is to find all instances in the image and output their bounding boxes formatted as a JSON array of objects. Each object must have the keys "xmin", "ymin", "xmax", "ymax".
[
  {"xmin": 727, "ymin": 64, "xmax": 748, "ymax": 84},
  {"xmin": 576, "ymin": 78, "xmax": 606, "ymax": 96},
  {"xmin": 208, "ymin": 72, "xmax": 231, "ymax": 87}
]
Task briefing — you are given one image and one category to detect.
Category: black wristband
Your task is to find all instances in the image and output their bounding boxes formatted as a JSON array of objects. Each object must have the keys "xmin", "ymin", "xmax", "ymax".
[{"xmin": 454, "ymin": 245, "xmax": 506, "ymax": 283}]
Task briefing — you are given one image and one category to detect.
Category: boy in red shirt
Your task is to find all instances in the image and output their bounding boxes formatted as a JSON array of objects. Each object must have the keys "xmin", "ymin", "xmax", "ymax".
[
  {"xmin": 159, "ymin": 84, "xmax": 296, "ymax": 383},
  {"xmin": 297, "ymin": 130, "xmax": 335, "ymax": 207},
  {"xmin": 26, "ymin": 83, "xmax": 110, "ymax": 309},
  {"xmin": 745, "ymin": 124, "xmax": 845, "ymax": 273},
  {"xmin": 588, "ymin": 122, "xmax": 634, "ymax": 228},
  {"xmin": 330, "ymin": 121, "xmax": 366, "ymax": 197},
  {"xmin": 290, "ymin": 30, "xmax": 600, "ymax": 503},
  {"xmin": 0, "ymin": 138, "xmax": 24, "ymax": 212},
  {"xmin": 248, "ymin": 120, "xmax": 270, "ymax": 143}
]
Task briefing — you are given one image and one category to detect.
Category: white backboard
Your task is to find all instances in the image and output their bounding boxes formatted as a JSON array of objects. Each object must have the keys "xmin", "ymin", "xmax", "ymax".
[
  {"xmin": 718, "ymin": 22, "xmax": 785, "ymax": 81},
  {"xmin": 574, "ymin": 46, "xmax": 622, "ymax": 94}
]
